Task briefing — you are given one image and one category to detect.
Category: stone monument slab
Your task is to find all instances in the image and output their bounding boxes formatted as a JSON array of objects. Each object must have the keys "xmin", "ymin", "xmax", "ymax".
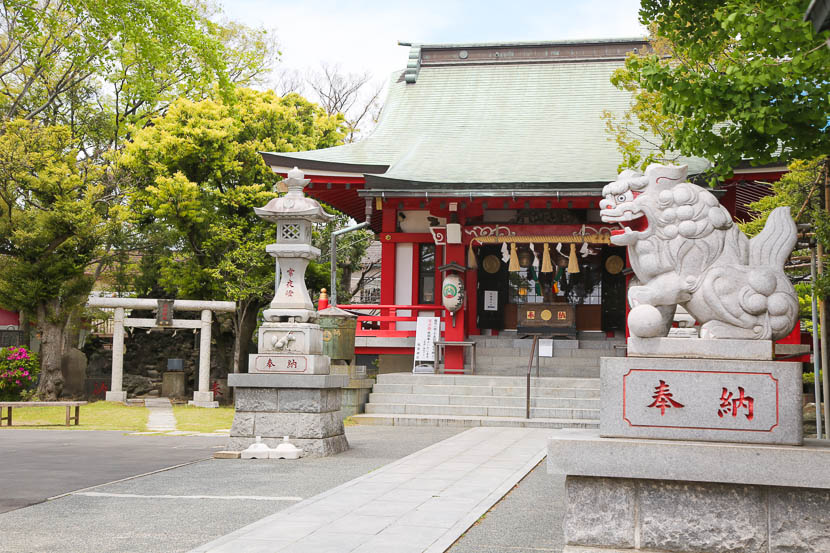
[{"xmin": 600, "ymin": 356, "xmax": 802, "ymax": 445}]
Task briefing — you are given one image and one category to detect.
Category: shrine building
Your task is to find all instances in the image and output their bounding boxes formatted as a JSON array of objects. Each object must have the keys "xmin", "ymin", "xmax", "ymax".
[{"xmin": 261, "ymin": 39, "xmax": 786, "ymax": 376}]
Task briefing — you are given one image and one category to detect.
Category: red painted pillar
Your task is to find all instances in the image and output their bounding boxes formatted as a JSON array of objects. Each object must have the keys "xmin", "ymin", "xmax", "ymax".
[
  {"xmin": 443, "ymin": 243, "xmax": 467, "ymax": 373},
  {"xmin": 380, "ymin": 204, "xmax": 397, "ymax": 330}
]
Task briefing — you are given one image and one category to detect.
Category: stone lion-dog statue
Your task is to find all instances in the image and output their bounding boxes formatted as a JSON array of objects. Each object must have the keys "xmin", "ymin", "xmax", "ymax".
[{"xmin": 599, "ymin": 163, "xmax": 798, "ymax": 340}]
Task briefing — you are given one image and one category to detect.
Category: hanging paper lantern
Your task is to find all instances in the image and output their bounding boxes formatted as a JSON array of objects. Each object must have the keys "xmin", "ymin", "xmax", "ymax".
[{"xmin": 441, "ymin": 273, "xmax": 465, "ymax": 313}]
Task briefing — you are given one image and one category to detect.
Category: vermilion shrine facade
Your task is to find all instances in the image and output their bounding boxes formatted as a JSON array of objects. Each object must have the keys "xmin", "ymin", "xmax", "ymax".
[{"xmin": 260, "ymin": 39, "xmax": 786, "ymax": 373}]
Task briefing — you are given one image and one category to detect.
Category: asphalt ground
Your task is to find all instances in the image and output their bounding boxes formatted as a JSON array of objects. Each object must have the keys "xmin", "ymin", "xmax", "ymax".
[
  {"xmin": 0, "ymin": 426, "xmax": 462, "ymax": 553},
  {"xmin": 0, "ymin": 429, "xmax": 227, "ymax": 513},
  {"xmin": 447, "ymin": 460, "xmax": 565, "ymax": 553}
]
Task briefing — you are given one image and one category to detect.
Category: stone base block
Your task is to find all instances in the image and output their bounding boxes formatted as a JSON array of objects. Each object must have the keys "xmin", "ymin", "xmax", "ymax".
[
  {"xmin": 562, "ymin": 476, "xmax": 830, "ymax": 553},
  {"xmin": 161, "ymin": 372, "xmax": 186, "ymax": 398},
  {"xmin": 600, "ymin": 356, "xmax": 802, "ymax": 445},
  {"xmin": 228, "ymin": 379, "xmax": 348, "ymax": 457},
  {"xmin": 189, "ymin": 400, "xmax": 219, "ymax": 408},
  {"xmin": 105, "ymin": 390, "xmax": 127, "ymax": 403},
  {"xmin": 627, "ymin": 337, "xmax": 773, "ymax": 360},
  {"xmin": 227, "ymin": 434, "xmax": 349, "ymax": 458},
  {"xmin": 549, "ymin": 430, "xmax": 830, "ymax": 553},
  {"xmin": 248, "ymin": 352, "xmax": 330, "ymax": 375},
  {"xmin": 233, "ymin": 387, "xmax": 341, "ymax": 413},
  {"xmin": 258, "ymin": 322, "xmax": 323, "ymax": 355}
]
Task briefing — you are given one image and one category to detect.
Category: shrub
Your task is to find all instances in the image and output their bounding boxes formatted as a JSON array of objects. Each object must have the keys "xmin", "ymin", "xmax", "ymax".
[
  {"xmin": 803, "ymin": 371, "xmax": 824, "ymax": 387},
  {"xmin": 0, "ymin": 346, "xmax": 40, "ymax": 401}
]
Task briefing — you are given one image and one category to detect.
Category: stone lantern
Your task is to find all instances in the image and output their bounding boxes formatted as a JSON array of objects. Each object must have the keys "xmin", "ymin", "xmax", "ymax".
[
  {"xmin": 226, "ymin": 168, "xmax": 349, "ymax": 457},
  {"xmin": 248, "ymin": 167, "xmax": 334, "ymax": 375},
  {"xmin": 256, "ymin": 167, "xmax": 333, "ymax": 323}
]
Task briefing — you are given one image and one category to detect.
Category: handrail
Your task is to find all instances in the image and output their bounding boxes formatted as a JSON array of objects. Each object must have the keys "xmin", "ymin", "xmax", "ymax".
[
  {"xmin": 526, "ymin": 335, "xmax": 539, "ymax": 419},
  {"xmin": 337, "ymin": 304, "xmax": 449, "ymax": 339}
]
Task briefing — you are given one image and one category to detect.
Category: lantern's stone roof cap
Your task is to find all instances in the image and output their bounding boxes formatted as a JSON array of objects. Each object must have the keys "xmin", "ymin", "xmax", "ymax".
[{"xmin": 254, "ymin": 168, "xmax": 335, "ymax": 223}]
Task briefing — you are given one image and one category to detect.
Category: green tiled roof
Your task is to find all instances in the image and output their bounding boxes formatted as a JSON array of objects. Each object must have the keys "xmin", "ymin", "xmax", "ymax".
[{"xmin": 266, "ymin": 43, "xmax": 709, "ymax": 188}]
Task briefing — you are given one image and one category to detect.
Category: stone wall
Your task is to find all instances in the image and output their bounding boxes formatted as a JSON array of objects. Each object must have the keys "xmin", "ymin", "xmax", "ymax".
[{"xmin": 564, "ymin": 476, "xmax": 830, "ymax": 553}]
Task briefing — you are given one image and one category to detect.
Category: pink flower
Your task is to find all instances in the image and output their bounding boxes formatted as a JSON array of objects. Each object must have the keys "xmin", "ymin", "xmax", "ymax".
[{"xmin": 14, "ymin": 380, "xmax": 20, "ymax": 385}]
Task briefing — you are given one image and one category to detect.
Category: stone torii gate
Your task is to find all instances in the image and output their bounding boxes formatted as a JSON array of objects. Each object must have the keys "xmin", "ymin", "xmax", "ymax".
[{"xmin": 87, "ymin": 297, "xmax": 236, "ymax": 407}]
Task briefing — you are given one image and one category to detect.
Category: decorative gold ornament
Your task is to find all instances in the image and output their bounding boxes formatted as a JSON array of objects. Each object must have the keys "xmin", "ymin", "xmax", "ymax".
[
  {"xmin": 540, "ymin": 309, "xmax": 552, "ymax": 321},
  {"xmin": 605, "ymin": 255, "xmax": 624, "ymax": 275},
  {"xmin": 482, "ymin": 255, "xmax": 501, "ymax": 274}
]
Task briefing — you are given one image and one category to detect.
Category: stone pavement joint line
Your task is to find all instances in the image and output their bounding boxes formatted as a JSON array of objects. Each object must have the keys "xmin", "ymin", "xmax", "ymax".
[
  {"xmin": 71, "ymin": 492, "xmax": 303, "ymax": 501},
  {"xmin": 190, "ymin": 427, "xmax": 550, "ymax": 553},
  {"xmin": 145, "ymin": 397, "xmax": 177, "ymax": 432}
]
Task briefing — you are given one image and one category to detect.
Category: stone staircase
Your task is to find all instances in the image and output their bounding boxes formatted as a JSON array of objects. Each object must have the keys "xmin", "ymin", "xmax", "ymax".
[
  {"xmin": 469, "ymin": 334, "xmax": 625, "ymax": 378},
  {"xmin": 351, "ymin": 373, "xmax": 601, "ymax": 428}
]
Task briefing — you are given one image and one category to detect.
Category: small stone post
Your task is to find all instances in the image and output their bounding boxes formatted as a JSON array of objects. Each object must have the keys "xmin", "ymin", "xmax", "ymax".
[
  {"xmin": 105, "ymin": 307, "xmax": 127, "ymax": 403},
  {"xmin": 227, "ymin": 168, "xmax": 349, "ymax": 456},
  {"xmin": 189, "ymin": 309, "xmax": 217, "ymax": 407}
]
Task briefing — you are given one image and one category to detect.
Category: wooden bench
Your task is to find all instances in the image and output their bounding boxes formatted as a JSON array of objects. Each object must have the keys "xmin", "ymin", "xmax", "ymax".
[{"xmin": 0, "ymin": 401, "xmax": 88, "ymax": 427}]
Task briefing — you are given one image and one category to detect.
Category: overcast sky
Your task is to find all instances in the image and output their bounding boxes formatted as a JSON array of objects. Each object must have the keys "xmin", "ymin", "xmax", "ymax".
[{"xmin": 222, "ymin": 1, "xmax": 648, "ymax": 84}]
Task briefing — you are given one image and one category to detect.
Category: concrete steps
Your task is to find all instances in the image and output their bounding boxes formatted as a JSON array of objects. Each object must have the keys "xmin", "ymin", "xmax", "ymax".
[
  {"xmin": 351, "ymin": 413, "xmax": 600, "ymax": 429},
  {"xmin": 463, "ymin": 335, "xmax": 624, "ymax": 378},
  {"xmin": 352, "ymin": 373, "xmax": 601, "ymax": 429}
]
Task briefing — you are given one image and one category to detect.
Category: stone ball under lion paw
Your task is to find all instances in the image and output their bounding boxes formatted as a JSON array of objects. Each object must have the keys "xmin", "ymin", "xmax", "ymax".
[{"xmin": 628, "ymin": 304, "xmax": 666, "ymax": 338}]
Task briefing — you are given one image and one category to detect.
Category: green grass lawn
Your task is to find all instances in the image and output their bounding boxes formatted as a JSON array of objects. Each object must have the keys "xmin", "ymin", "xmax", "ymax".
[
  {"xmin": 1, "ymin": 401, "xmax": 148, "ymax": 431},
  {"xmin": 172, "ymin": 405, "xmax": 235, "ymax": 433}
]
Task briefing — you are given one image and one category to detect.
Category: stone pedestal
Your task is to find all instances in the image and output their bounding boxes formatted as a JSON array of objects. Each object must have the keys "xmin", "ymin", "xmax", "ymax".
[
  {"xmin": 189, "ymin": 390, "xmax": 218, "ymax": 408},
  {"xmin": 331, "ymin": 365, "xmax": 373, "ymax": 417},
  {"xmin": 548, "ymin": 430, "xmax": 830, "ymax": 553},
  {"xmin": 601, "ymin": 355, "xmax": 803, "ymax": 445},
  {"xmin": 227, "ymin": 373, "xmax": 349, "ymax": 457},
  {"xmin": 161, "ymin": 372, "xmax": 186, "ymax": 398},
  {"xmin": 104, "ymin": 390, "xmax": 127, "ymax": 403}
]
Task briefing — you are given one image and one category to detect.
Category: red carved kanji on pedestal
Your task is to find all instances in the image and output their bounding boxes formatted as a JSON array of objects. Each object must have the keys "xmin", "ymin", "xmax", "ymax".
[
  {"xmin": 718, "ymin": 387, "xmax": 755, "ymax": 420},
  {"xmin": 647, "ymin": 380, "xmax": 685, "ymax": 416},
  {"xmin": 287, "ymin": 359, "xmax": 297, "ymax": 369},
  {"xmin": 266, "ymin": 358, "xmax": 275, "ymax": 368}
]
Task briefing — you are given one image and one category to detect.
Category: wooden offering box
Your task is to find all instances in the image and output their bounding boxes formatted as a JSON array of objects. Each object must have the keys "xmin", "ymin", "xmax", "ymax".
[{"xmin": 517, "ymin": 303, "xmax": 576, "ymax": 335}]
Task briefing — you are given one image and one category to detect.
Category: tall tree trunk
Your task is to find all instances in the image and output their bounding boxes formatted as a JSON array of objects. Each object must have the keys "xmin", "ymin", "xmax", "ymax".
[
  {"xmin": 36, "ymin": 300, "xmax": 65, "ymax": 400},
  {"xmin": 231, "ymin": 300, "xmax": 261, "ymax": 374}
]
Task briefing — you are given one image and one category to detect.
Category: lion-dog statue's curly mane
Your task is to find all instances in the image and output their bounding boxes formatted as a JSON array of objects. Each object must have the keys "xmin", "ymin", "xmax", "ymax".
[{"xmin": 600, "ymin": 164, "xmax": 798, "ymax": 340}]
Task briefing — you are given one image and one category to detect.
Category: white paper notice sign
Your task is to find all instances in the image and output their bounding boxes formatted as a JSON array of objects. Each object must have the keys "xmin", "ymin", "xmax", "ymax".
[
  {"xmin": 539, "ymin": 339, "xmax": 553, "ymax": 358},
  {"xmin": 414, "ymin": 316, "xmax": 441, "ymax": 362},
  {"xmin": 484, "ymin": 291, "xmax": 498, "ymax": 311}
]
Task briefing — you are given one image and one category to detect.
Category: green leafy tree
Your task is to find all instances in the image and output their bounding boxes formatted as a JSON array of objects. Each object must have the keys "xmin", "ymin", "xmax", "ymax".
[
  {"xmin": 611, "ymin": 0, "xmax": 830, "ymax": 181},
  {"xmin": 312, "ymin": 210, "xmax": 375, "ymax": 303},
  {"xmin": 0, "ymin": 0, "xmax": 276, "ymax": 396},
  {"xmin": 0, "ymin": 0, "xmax": 276, "ymax": 151},
  {"xmin": 0, "ymin": 120, "xmax": 125, "ymax": 399},
  {"xmin": 120, "ymin": 88, "xmax": 345, "ymax": 374}
]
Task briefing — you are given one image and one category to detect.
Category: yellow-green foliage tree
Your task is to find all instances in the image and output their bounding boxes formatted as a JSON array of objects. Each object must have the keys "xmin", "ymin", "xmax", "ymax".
[
  {"xmin": 0, "ymin": 0, "xmax": 275, "ymax": 398},
  {"xmin": 0, "ymin": 120, "xmax": 125, "ymax": 398},
  {"xmin": 120, "ymin": 88, "xmax": 345, "ymax": 374}
]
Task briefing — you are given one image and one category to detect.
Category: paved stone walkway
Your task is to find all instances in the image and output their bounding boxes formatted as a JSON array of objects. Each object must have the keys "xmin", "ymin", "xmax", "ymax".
[
  {"xmin": 190, "ymin": 427, "xmax": 550, "ymax": 553},
  {"xmin": 145, "ymin": 398, "xmax": 177, "ymax": 432}
]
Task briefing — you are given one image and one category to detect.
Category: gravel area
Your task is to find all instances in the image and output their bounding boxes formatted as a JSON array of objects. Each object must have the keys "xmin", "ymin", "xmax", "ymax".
[{"xmin": 0, "ymin": 426, "xmax": 461, "ymax": 553}]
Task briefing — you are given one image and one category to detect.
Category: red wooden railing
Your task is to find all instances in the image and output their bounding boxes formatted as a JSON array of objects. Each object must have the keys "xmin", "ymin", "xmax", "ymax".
[{"xmin": 336, "ymin": 304, "xmax": 448, "ymax": 339}]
